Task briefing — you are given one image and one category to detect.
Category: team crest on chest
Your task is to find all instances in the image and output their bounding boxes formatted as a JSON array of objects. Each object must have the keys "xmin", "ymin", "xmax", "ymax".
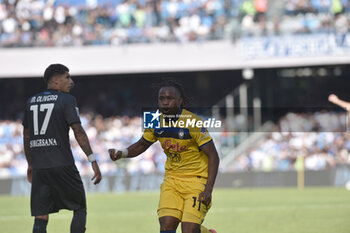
[{"xmin": 178, "ymin": 129, "xmax": 184, "ymax": 139}]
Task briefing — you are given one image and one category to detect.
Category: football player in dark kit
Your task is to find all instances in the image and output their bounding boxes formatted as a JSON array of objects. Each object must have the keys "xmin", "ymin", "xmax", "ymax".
[{"xmin": 22, "ymin": 64, "xmax": 102, "ymax": 233}]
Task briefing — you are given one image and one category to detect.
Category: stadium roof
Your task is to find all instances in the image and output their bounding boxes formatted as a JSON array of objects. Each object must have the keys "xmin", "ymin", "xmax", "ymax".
[{"xmin": 1, "ymin": 39, "xmax": 349, "ymax": 78}]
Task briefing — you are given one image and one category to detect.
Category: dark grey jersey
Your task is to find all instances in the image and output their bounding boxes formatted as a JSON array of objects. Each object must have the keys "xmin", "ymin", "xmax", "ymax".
[{"xmin": 23, "ymin": 89, "xmax": 81, "ymax": 169}]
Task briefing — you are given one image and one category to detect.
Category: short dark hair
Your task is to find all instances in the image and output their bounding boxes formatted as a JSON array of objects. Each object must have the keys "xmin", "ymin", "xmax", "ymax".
[
  {"xmin": 154, "ymin": 78, "xmax": 191, "ymax": 107},
  {"xmin": 44, "ymin": 64, "xmax": 69, "ymax": 83}
]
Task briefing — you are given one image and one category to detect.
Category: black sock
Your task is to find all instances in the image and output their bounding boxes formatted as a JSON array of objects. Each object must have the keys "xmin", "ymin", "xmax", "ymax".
[
  {"xmin": 33, "ymin": 218, "xmax": 47, "ymax": 233},
  {"xmin": 71, "ymin": 208, "xmax": 87, "ymax": 233}
]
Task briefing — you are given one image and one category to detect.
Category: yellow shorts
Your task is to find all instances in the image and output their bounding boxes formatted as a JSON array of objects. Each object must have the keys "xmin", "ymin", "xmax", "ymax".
[{"xmin": 157, "ymin": 176, "xmax": 212, "ymax": 224}]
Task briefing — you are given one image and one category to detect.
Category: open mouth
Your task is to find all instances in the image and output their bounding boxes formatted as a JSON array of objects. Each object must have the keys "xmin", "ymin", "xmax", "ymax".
[{"xmin": 161, "ymin": 108, "xmax": 170, "ymax": 114}]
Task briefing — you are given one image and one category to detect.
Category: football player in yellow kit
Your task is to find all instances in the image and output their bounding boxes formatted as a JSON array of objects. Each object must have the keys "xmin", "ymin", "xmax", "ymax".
[{"xmin": 109, "ymin": 80, "xmax": 219, "ymax": 233}]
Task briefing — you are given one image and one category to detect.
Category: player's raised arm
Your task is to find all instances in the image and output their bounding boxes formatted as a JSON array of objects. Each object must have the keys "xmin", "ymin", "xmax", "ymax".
[
  {"xmin": 198, "ymin": 141, "xmax": 220, "ymax": 206},
  {"xmin": 109, "ymin": 137, "xmax": 153, "ymax": 161},
  {"xmin": 328, "ymin": 94, "xmax": 350, "ymax": 111},
  {"xmin": 71, "ymin": 122, "xmax": 102, "ymax": 185}
]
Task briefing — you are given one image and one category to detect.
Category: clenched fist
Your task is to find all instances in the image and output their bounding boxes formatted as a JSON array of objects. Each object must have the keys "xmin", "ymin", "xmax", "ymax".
[{"xmin": 109, "ymin": 149, "xmax": 122, "ymax": 161}]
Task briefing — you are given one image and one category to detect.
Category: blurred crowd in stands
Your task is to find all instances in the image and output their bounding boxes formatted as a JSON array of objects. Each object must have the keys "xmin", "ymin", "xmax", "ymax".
[
  {"xmin": 0, "ymin": 114, "xmax": 166, "ymax": 178},
  {"xmin": 0, "ymin": 0, "xmax": 349, "ymax": 47},
  {"xmin": 227, "ymin": 111, "xmax": 350, "ymax": 172},
  {"xmin": 0, "ymin": 115, "xmax": 145, "ymax": 177},
  {"xmin": 1, "ymin": 111, "xmax": 350, "ymax": 178}
]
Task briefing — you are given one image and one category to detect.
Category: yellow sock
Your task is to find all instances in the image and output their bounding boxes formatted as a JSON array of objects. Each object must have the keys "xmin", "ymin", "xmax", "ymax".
[{"xmin": 200, "ymin": 225, "xmax": 211, "ymax": 233}]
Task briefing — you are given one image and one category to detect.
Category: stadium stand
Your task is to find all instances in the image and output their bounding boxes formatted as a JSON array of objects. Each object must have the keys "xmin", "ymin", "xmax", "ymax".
[
  {"xmin": 0, "ymin": 0, "xmax": 349, "ymax": 47},
  {"xmin": 224, "ymin": 111, "xmax": 350, "ymax": 172},
  {"xmin": 1, "ymin": 111, "xmax": 350, "ymax": 178}
]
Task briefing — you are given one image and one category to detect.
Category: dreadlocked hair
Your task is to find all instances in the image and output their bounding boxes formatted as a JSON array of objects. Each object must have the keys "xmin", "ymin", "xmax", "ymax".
[{"xmin": 152, "ymin": 78, "xmax": 192, "ymax": 107}]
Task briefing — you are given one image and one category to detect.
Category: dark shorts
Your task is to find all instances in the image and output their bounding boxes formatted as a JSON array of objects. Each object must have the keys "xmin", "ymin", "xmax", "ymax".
[{"xmin": 31, "ymin": 165, "xmax": 86, "ymax": 216}]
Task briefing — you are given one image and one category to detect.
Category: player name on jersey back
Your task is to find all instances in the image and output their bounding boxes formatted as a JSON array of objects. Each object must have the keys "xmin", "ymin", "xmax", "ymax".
[
  {"xmin": 30, "ymin": 95, "xmax": 58, "ymax": 103},
  {"xmin": 30, "ymin": 138, "xmax": 58, "ymax": 148}
]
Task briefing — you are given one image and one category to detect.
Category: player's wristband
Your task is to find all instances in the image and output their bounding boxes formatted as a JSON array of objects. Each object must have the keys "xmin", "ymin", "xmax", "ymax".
[
  {"xmin": 87, "ymin": 154, "xmax": 96, "ymax": 163},
  {"xmin": 120, "ymin": 148, "xmax": 128, "ymax": 158}
]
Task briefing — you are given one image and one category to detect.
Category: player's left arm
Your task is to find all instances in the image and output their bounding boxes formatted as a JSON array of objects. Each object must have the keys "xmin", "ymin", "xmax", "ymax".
[
  {"xmin": 199, "ymin": 141, "xmax": 220, "ymax": 206},
  {"xmin": 23, "ymin": 128, "xmax": 32, "ymax": 183}
]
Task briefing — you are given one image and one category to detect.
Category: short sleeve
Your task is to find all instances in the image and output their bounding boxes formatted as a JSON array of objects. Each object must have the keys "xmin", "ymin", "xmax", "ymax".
[
  {"xmin": 64, "ymin": 95, "xmax": 81, "ymax": 125},
  {"xmin": 142, "ymin": 128, "xmax": 157, "ymax": 143},
  {"xmin": 191, "ymin": 127, "xmax": 213, "ymax": 149}
]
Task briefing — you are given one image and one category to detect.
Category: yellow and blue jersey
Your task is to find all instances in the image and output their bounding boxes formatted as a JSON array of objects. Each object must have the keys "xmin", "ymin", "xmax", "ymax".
[{"xmin": 143, "ymin": 108, "xmax": 213, "ymax": 179}]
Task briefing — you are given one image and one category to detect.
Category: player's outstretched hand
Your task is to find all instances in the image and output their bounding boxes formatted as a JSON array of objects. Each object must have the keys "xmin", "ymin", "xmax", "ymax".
[
  {"xmin": 328, "ymin": 94, "xmax": 339, "ymax": 104},
  {"xmin": 91, "ymin": 162, "xmax": 102, "ymax": 185},
  {"xmin": 109, "ymin": 149, "xmax": 122, "ymax": 161},
  {"xmin": 198, "ymin": 187, "xmax": 212, "ymax": 207},
  {"xmin": 27, "ymin": 166, "xmax": 32, "ymax": 183}
]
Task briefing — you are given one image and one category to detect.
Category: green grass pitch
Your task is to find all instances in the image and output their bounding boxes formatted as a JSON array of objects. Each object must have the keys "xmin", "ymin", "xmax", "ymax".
[{"xmin": 0, "ymin": 187, "xmax": 349, "ymax": 233}]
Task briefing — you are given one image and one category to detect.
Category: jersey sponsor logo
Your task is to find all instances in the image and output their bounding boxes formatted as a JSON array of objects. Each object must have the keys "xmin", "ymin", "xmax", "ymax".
[
  {"xmin": 163, "ymin": 139, "xmax": 186, "ymax": 152},
  {"xmin": 165, "ymin": 151, "xmax": 181, "ymax": 162},
  {"xmin": 30, "ymin": 138, "xmax": 57, "ymax": 148}
]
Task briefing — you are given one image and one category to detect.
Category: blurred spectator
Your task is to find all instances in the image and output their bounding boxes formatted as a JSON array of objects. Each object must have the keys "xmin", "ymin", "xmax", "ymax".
[
  {"xmin": 226, "ymin": 111, "xmax": 350, "ymax": 172},
  {"xmin": 0, "ymin": 0, "xmax": 232, "ymax": 46},
  {"xmin": 0, "ymin": 0, "xmax": 349, "ymax": 47}
]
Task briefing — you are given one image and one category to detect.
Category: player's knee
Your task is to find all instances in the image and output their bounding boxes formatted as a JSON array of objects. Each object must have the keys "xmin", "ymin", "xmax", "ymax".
[
  {"xmin": 159, "ymin": 218, "xmax": 177, "ymax": 231},
  {"xmin": 160, "ymin": 223, "xmax": 177, "ymax": 232},
  {"xmin": 181, "ymin": 222, "xmax": 201, "ymax": 233},
  {"xmin": 70, "ymin": 208, "xmax": 86, "ymax": 233},
  {"xmin": 159, "ymin": 216, "xmax": 179, "ymax": 231}
]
